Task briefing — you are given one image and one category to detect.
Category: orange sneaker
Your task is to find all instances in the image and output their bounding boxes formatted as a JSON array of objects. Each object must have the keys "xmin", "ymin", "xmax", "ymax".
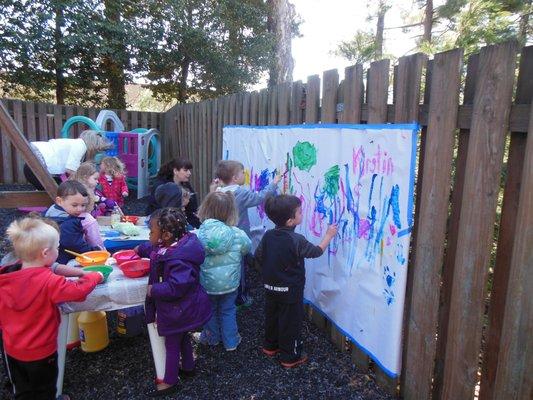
[
  {"xmin": 280, "ymin": 353, "xmax": 308, "ymax": 368},
  {"xmin": 261, "ymin": 347, "xmax": 280, "ymax": 357}
]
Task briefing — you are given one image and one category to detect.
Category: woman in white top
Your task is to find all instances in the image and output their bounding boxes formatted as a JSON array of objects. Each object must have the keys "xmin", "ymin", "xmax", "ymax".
[{"xmin": 24, "ymin": 130, "xmax": 113, "ymax": 190}]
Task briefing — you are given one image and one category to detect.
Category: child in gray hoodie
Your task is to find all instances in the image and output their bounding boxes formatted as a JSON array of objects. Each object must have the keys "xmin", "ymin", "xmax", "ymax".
[{"xmin": 214, "ymin": 160, "xmax": 280, "ymax": 306}]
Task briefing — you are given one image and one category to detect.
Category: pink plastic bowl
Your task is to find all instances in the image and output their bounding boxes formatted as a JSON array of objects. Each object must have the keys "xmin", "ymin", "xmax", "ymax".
[{"xmin": 113, "ymin": 250, "xmax": 140, "ymax": 266}]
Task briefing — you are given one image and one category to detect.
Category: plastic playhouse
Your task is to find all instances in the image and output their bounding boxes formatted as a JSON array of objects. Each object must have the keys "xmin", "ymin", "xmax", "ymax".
[{"xmin": 60, "ymin": 110, "xmax": 161, "ymax": 199}]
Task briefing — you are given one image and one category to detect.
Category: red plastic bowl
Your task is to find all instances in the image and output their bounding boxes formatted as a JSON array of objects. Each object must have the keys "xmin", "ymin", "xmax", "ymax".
[
  {"xmin": 121, "ymin": 215, "xmax": 139, "ymax": 224},
  {"xmin": 113, "ymin": 250, "xmax": 140, "ymax": 266},
  {"xmin": 120, "ymin": 259, "xmax": 150, "ymax": 278}
]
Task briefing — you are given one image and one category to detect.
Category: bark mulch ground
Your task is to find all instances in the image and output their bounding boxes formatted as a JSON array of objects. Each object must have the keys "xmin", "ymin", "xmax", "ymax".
[{"xmin": 0, "ymin": 185, "xmax": 394, "ymax": 399}]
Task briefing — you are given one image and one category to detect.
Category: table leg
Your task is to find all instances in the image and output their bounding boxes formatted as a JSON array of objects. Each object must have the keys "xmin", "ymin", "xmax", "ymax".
[{"xmin": 56, "ymin": 312, "xmax": 69, "ymax": 397}]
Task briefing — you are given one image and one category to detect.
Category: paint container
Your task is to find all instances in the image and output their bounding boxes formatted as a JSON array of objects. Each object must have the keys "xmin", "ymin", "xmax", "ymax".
[
  {"xmin": 117, "ymin": 306, "xmax": 144, "ymax": 337},
  {"xmin": 147, "ymin": 323, "xmax": 166, "ymax": 381},
  {"xmin": 78, "ymin": 311, "xmax": 109, "ymax": 353},
  {"xmin": 66, "ymin": 312, "xmax": 81, "ymax": 350}
]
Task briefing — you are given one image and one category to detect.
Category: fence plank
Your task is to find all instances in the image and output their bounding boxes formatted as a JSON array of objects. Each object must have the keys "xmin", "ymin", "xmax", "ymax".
[
  {"xmin": 37, "ymin": 102, "xmax": 48, "ymax": 141},
  {"xmin": 0, "ymin": 111, "xmax": 13, "ymax": 183},
  {"xmin": 305, "ymin": 75, "xmax": 320, "ymax": 123},
  {"xmin": 367, "ymin": 60, "xmax": 390, "ymax": 123},
  {"xmin": 480, "ymin": 44, "xmax": 533, "ymax": 400},
  {"xmin": 394, "ymin": 53, "xmax": 426, "ymax": 122},
  {"xmin": 492, "ymin": 101, "xmax": 533, "ymax": 400},
  {"xmin": 432, "ymin": 52, "xmax": 479, "ymax": 399},
  {"xmin": 277, "ymin": 83, "xmax": 291, "ymax": 125},
  {"xmin": 321, "ymin": 69, "xmax": 339, "ymax": 123},
  {"xmin": 250, "ymin": 91, "xmax": 259, "ymax": 126},
  {"xmin": 242, "ymin": 93, "xmax": 251, "ymax": 125},
  {"xmin": 401, "ymin": 48, "xmax": 463, "ymax": 400},
  {"xmin": 342, "ymin": 64, "xmax": 363, "ymax": 123},
  {"xmin": 290, "ymin": 80, "xmax": 304, "ymax": 124},
  {"xmin": 441, "ymin": 41, "xmax": 517, "ymax": 400},
  {"xmin": 268, "ymin": 86, "xmax": 278, "ymax": 125},
  {"xmin": 54, "ymin": 104, "xmax": 63, "ymax": 138},
  {"xmin": 25, "ymin": 101, "xmax": 37, "ymax": 143},
  {"xmin": 229, "ymin": 94, "xmax": 237, "ymax": 125},
  {"xmin": 258, "ymin": 89, "xmax": 268, "ymax": 126},
  {"xmin": 12, "ymin": 101, "xmax": 25, "ymax": 181}
]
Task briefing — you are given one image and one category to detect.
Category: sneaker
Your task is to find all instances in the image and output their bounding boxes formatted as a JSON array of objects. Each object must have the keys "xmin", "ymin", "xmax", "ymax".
[
  {"xmin": 225, "ymin": 335, "xmax": 242, "ymax": 351},
  {"xmin": 191, "ymin": 332, "xmax": 219, "ymax": 346},
  {"xmin": 280, "ymin": 353, "xmax": 308, "ymax": 368},
  {"xmin": 261, "ymin": 347, "xmax": 280, "ymax": 357},
  {"xmin": 178, "ymin": 369, "xmax": 196, "ymax": 379}
]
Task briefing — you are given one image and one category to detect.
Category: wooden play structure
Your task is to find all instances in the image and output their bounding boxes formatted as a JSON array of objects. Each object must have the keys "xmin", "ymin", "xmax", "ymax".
[{"xmin": 0, "ymin": 41, "xmax": 530, "ymax": 399}]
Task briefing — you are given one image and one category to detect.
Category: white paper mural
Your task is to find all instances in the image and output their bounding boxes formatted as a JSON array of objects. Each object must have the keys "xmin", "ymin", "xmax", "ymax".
[{"xmin": 223, "ymin": 123, "xmax": 418, "ymax": 377}]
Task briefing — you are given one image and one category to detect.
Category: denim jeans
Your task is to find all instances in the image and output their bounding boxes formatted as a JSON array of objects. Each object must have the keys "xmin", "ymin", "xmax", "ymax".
[{"xmin": 201, "ymin": 290, "xmax": 240, "ymax": 349}]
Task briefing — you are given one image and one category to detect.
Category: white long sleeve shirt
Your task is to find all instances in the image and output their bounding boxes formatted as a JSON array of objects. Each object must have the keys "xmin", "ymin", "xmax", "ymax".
[{"xmin": 31, "ymin": 138, "xmax": 87, "ymax": 174}]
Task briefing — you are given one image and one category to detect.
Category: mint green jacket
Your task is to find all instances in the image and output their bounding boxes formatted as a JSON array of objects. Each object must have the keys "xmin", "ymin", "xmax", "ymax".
[{"xmin": 197, "ymin": 219, "xmax": 251, "ymax": 295}]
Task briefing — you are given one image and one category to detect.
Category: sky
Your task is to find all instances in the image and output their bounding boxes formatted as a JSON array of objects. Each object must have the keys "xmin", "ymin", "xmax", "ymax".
[{"xmin": 288, "ymin": 0, "xmax": 443, "ymax": 82}]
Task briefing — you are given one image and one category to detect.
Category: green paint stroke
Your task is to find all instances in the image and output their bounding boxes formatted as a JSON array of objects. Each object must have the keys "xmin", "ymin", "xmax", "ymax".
[
  {"xmin": 324, "ymin": 165, "xmax": 340, "ymax": 197},
  {"xmin": 292, "ymin": 141, "xmax": 317, "ymax": 172}
]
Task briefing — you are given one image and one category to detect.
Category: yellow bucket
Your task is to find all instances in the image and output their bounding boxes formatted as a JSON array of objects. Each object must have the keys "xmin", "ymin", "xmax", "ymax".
[
  {"xmin": 78, "ymin": 311, "xmax": 109, "ymax": 353},
  {"xmin": 67, "ymin": 312, "xmax": 81, "ymax": 350}
]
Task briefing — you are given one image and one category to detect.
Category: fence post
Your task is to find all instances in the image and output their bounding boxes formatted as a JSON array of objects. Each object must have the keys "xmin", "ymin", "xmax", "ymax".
[
  {"xmin": 491, "ymin": 101, "xmax": 533, "ymax": 399},
  {"xmin": 305, "ymin": 75, "xmax": 320, "ymax": 123},
  {"xmin": 480, "ymin": 44, "xmax": 533, "ymax": 400},
  {"xmin": 401, "ymin": 48, "xmax": 463, "ymax": 400},
  {"xmin": 440, "ymin": 41, "xmax": 517, "ymax": 400}
]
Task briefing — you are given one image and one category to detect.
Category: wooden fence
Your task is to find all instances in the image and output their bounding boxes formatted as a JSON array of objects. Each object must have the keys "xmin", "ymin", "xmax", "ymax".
[
  {"xmin": 0, "ymin": 41, "xmax": 531, "ymax": 399},
  {"xmin": 163, "ymin": 41, "xmax": 532, "ymax": 399},
  {"xmin": 0, "ymin": 100, "xmax": 163, "ymax": 184}
]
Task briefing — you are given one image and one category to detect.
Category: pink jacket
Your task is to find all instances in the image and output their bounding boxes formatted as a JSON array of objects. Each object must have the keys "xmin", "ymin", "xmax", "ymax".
[{"xmin": 80, "ymin": 212, "xmax": 105, "ymax": 249}]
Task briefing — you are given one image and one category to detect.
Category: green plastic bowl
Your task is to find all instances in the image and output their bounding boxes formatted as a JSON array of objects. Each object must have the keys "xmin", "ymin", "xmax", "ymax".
[{"xmin": 83, "ymin": 265, "xmax": 113, "ymax": 283}]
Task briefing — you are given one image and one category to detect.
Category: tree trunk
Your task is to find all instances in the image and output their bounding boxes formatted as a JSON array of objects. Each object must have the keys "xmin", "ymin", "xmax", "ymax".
[
  {"xmin": 518, "ymin": 0, "xmax": 531, "ymax": 45},
  {"xmin": 54, "ymin": 4, "xmax": 65, "ymax": 105},
  {"xmin": 102, "ymin": 0, "xmax": 126, "ymax": 109},
  {"xmin": 267, "ymin": 0, "xmax": 294, "ymax": 87},
  {"xmin": 177, "ymin": 56, "xmax": 190, "ymax": 103},
  {"xmin": 423, "ymin": 0, "xmax": 433, "ymax": 44},
  {"xmin": 375, "ymin": 1, "xmax": 387, "ymax": 60}
]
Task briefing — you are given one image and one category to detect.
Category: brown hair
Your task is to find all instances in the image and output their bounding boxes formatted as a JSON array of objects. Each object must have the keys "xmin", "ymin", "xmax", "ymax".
[
  {"xmin": 100, "ymin": 156, "xmax": 126, "ymax": 177},
  {"xmin": 215, "ymin": 160, "xmax": 244, "ymax": 184},
  {"xmin": 57, "ymin": 180, "xmax": 89, "ymax": 199},
  {"xmin": 71, "ymin": 162, "xmax": 97, "ymax": 212},
  {"xmin": 198, "ymin": 191, "xmax": 238, "ymax": 226},
  {"xmin": 157, "ymin": 157, "xmax": 193, "ymax": 180}
]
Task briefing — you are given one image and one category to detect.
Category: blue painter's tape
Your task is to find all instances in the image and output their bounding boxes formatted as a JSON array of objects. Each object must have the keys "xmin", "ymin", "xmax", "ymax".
[
  {"xmin": 224, "ymin": 123, "xmax": 420, "ymax": 131},
  {"xmin": 398, "ymin": 227, "xmax": 412, "ymax": 237},
  {"xmin": 303, "ymin": 299, "xmax": 399, "ymax": 378},
  {"xmin": 407, "ymin": 126, "xmax": 419, "ymax": 228}
]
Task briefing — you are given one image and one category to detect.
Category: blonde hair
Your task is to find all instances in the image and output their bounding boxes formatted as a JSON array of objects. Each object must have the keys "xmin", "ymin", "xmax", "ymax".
[
  {"xmin": 6, "ymin": 218, "xmax": 59, "ymax": 262},
  {"xmin": 215, "ymin": 160, "xmax": 244, "ymax": 184},
  {"xmin": 73, "ymin": 162, "xmax": 98, "ymax": 184},
  {"xmin": 72, "ymin": 162, "xmax": 98, "ymax": 211},
  {"xmin": 100, "ymin": 156, "xmax": 126, "ymax": 178},
  {"xmin": 79, "ymin": 130, "xmax": 113, "ymax": 161},
  {"xmin": 198, "ymin": 191, "xmax": 238, "ymax": 226}
]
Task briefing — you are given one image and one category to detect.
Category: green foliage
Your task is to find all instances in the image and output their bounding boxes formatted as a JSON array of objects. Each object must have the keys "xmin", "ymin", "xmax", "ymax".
[
  {"xmin": 0, "ymin": 0, "xmax": 275, "ymax": 107},
  {"xmin": 136, "ymin": 0, "xmax": 274, "ymax": 103},
  {"xmin": 418, "ymin": 0, "xmax": 530, "ymax": 55},
  {"xmin": 0, "ymin": 0, "xmax": 108, "ymax": 106},
  {"xmin": 334, "ymin": 31, "xmax": 379, "ymax": 65}
]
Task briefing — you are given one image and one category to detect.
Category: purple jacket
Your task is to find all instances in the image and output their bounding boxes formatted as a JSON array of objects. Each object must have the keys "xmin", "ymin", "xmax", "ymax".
[{"xmin": 138, "ymin": 234, "xmax": 212, "ymax": 336}]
